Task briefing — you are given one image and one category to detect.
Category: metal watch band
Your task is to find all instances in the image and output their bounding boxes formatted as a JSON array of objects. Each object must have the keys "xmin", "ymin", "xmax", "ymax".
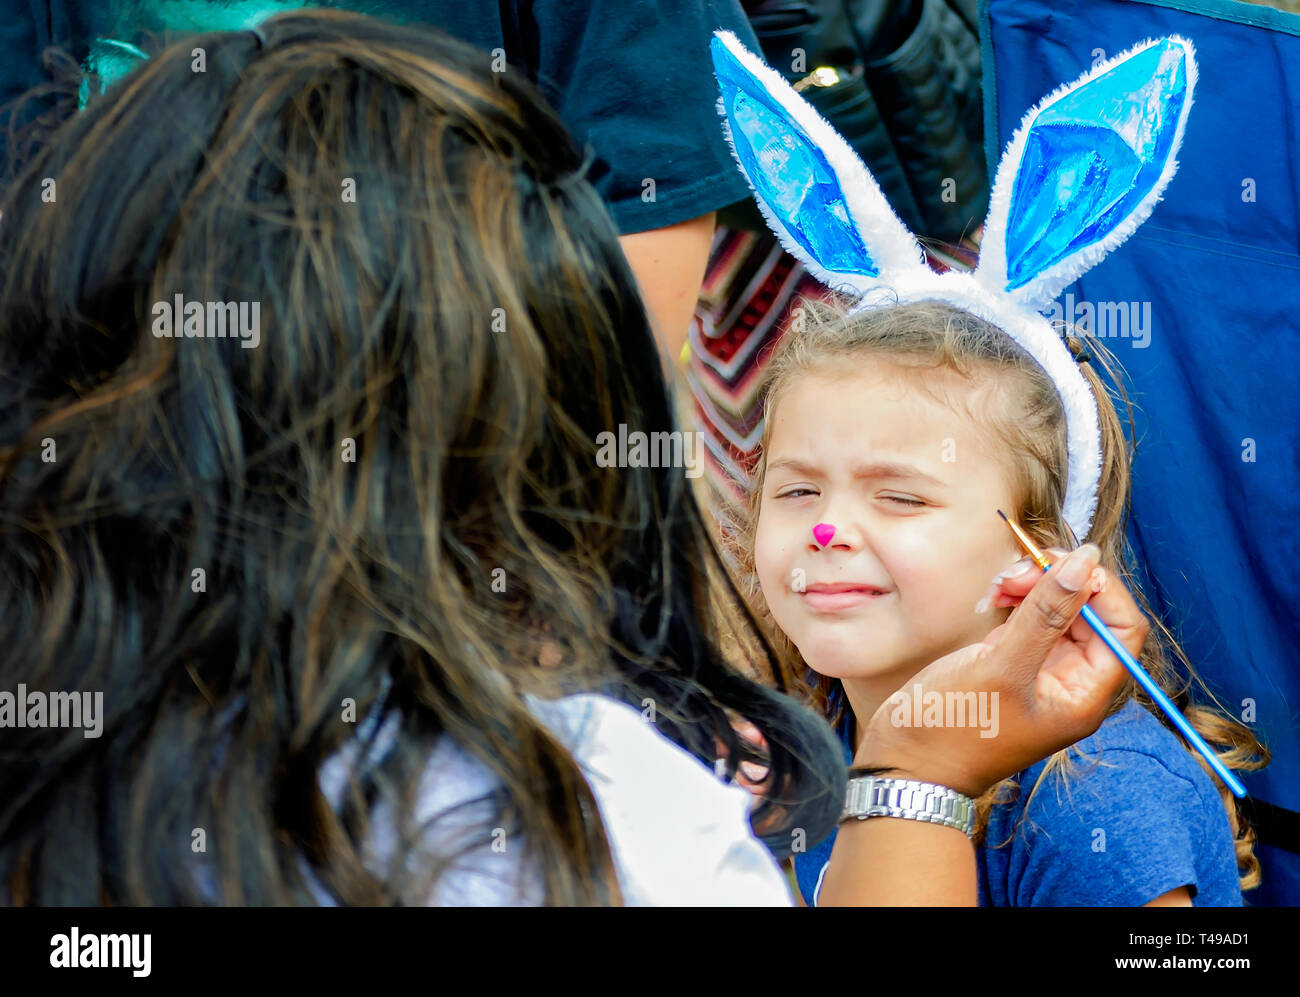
[{"xmin": 841, "ymin": 775, "xmax": 976, "ymax": 839}]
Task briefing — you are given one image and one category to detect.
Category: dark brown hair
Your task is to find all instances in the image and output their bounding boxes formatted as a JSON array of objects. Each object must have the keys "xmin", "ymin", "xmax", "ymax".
[{"xmin": 0, "ymin": 10, "xmax": 844, "ymax": 905}]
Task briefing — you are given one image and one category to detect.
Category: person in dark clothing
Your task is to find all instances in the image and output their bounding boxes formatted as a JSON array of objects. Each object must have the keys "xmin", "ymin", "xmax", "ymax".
[{"xmin": 1, "ymin": 0, "xmax": 764, "ymax": 355}]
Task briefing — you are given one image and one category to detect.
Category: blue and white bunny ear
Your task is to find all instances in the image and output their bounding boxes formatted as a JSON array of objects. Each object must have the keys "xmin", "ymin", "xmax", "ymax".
[
  {"xmin": 710, "ymin": 31, "xmax": 925, "ymax": 296},
  {"xmin": 977, "ymin": 37, "xmax": 1197, "ymax": 311}
]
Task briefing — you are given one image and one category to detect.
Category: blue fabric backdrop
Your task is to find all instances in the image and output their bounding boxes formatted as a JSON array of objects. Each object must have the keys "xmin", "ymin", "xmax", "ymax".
[{"xmin": 981, "ymin": 0, "xmax": 1300, "ymax": 906}]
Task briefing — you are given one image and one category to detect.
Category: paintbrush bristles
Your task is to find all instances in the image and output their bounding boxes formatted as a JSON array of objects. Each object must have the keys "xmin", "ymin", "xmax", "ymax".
[{"xmin": 997, "ymin": 509, "xmax": 1052, "ymax": 568}]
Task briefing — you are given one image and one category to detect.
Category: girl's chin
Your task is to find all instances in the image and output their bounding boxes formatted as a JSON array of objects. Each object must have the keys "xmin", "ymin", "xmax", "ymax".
[
  {"xmin": 808, "ymin": 663, "xmax": 900, "ymax": 681},
  {"xmin": 798, "ymin": 645, "xmax": 901, "ymax": 681}
]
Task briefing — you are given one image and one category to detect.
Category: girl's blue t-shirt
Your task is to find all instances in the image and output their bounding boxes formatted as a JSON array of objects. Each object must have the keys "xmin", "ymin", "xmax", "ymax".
[{"xmin": 795, "ymin": 700, "xmax": 1245, "ymax": 906}]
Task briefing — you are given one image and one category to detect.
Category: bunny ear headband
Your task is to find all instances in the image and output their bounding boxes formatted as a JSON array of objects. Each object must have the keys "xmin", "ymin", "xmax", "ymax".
[{"xmin": 710, "ymin": 30, "xmax": 1197, "ymax": 542}]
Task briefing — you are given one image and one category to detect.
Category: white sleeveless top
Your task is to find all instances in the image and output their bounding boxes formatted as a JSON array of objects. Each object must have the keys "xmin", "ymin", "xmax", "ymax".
[{"xmin": 315, "ymin": 693, "xmax": 793, "ymax": 906}]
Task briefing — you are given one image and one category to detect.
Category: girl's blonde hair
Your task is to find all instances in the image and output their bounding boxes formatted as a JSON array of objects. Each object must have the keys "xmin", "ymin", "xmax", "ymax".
[{"xmin": 732, "ymin": 295, "xmax": 1270, "ymax": 891}]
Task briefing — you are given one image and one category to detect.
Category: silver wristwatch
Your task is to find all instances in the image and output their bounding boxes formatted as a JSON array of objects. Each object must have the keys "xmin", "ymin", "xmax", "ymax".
[{"xmin": 841, "ymin": 775, "xmax": 976, "ymax": 839}]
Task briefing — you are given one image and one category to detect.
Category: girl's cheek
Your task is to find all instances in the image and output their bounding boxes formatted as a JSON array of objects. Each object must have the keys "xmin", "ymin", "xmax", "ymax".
[
  {"xmin": 754, "ymin": 507, "xmax": 790, "ymax": 565},
  {"xmin": 752, "ymin": 532, "xmax": 781, "ymax": 594},
  {"xmin": 874, "ymin": 532, "xmax": 950, "ymax": 612}
]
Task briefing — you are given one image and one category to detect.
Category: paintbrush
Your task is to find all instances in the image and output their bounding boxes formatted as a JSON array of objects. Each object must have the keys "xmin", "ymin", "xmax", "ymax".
[{"xmin": 997, "ymin": 509, "xmax": 1246, "ymax": 798}]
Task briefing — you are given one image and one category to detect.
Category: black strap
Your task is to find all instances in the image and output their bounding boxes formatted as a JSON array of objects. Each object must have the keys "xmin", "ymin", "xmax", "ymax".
[{"xmin": 1241, "ymin": 797, "xmax": 1300, "ymax": 854}]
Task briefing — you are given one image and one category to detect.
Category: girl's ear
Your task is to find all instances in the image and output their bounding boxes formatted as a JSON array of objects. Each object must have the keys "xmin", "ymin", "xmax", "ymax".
[
  {"xmin": 710, "ymin": 30, "xmax": 925, "ymax": 296},
  {"xmin": 976, "ymin": 37, "xmax": 1197, "ymax": 312}
]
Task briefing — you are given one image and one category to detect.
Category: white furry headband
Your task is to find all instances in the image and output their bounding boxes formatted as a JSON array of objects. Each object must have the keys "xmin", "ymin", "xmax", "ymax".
[{"xmin": 711, "ymin": 30, "xmax": 1197, "ymax": 541}]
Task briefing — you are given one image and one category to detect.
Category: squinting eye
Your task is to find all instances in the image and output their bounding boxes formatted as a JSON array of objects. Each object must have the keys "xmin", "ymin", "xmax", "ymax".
[
  {"xmin": 778, "ymin": 488, "xmax": 817, "ymax": 499},
  {"xmin": 884, "ymin": 496, "xmax": 924, "ymax": 507}
]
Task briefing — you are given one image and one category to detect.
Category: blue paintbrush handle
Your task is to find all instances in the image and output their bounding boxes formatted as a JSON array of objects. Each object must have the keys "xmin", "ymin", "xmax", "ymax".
[
  {"xmin": 1042, "ymin": 569, "xmax": 1247, "ymax": 797},
  {"xmin": 1075, "ymin": 603, "xmax": 1245, "ymax": 797}
]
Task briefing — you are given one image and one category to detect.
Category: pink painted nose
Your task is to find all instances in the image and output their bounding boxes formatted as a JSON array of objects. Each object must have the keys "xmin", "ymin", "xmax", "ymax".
[{"xmin": 812, "ymin": 523, "xmax": 836, "ymax": 547}]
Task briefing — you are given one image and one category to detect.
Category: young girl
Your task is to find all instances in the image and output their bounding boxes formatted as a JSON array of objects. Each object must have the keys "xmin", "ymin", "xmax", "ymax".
[
  {"xmin": 746, "ymin": 298, "xmax": 1266, "ymax": 906},
  {"xmin": 708, "ymin": 31, "xmax": 1270, "ymax": 905}
]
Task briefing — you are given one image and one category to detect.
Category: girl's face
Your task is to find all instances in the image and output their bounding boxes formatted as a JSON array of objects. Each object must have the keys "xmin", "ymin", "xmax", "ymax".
[{"xmin": 754, "ymin": 360, "xmax": 1024, "ymax": 684}]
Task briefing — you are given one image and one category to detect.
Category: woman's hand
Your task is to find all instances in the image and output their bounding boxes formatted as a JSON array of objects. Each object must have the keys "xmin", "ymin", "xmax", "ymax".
[
  {"xmin": 981, "ymin": 547, "xmax": 1148, "ymax": 704},
  {"xmin": 854, "ymin": 543, "xmax": 1148, "ymax": 798}
]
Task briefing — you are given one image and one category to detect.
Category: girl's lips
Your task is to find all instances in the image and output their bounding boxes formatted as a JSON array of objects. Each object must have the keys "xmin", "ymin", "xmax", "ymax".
[{"xmin": 800, "ymin": 584, "xmax": 889, "ymax": 612}]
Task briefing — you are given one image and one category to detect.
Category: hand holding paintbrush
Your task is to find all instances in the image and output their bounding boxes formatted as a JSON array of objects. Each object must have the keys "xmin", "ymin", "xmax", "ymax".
[{"xmin": 990, "ymin": 511, "xmax": 1247, "ymax": 798}]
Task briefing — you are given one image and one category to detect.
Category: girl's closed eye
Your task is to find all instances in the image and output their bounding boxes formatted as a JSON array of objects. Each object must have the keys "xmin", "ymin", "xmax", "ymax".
[
  {"xmin": 882, "ymin": 494, "xmax": 925, "ymax": 507},
  {"xmin": 776, "ymin": 487, "xmax": 819, "ymax": 499}
]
